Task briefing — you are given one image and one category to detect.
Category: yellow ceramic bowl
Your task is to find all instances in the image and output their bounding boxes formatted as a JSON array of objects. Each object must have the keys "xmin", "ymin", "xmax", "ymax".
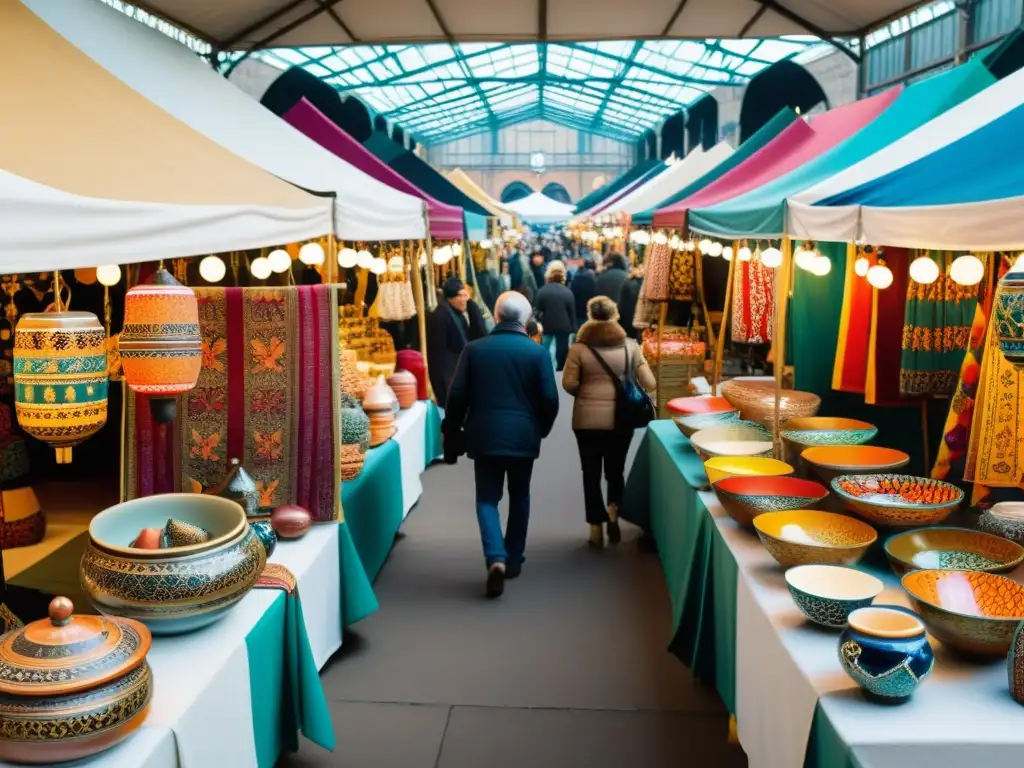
[
  {"xmin": 902, "ymin": 569, "xmax": 1024, "ymax": 656},
  {"xmin": 704, "ymin": 457, "xmax": 793, "ymax": 486},
  {"xmin": 753, "ymin": 510, "xmax": 877, "ymax": 567},
  {"xmin": 884, "ymin": 527, "xmax": 1024, "ymax": 577}
]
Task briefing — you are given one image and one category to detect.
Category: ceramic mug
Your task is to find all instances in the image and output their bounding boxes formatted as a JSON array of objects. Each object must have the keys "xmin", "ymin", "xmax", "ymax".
[{"xmin": 838, "ymin": 605, "xmax": 934, "ymax": 702}]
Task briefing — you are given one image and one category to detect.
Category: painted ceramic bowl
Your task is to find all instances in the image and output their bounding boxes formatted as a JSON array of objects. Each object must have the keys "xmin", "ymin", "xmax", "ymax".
[
  {"xmin": 721, "ymin": 379, "xmax": 821, "ymax": 428},
  {"xmin": 753, "ymin": 510, "xmax": 877, "ymax": 568},
  {"xmin": 902, "ymin": 569, "xmax": 1024, "ymax": 656},
  {"xmin": 666, "ymin": 396, "xmax": 734, "ymax": 416},
  {"xmin": 712, "ymin": 475, "xmax": 828, "ymax": 529},
  {"xmin": 831, "ymin": 474, "xmax": 963, "ymax": 529},
  {"xmin": 978, "ymin": 502, "xmax": 1024, "ymax": 545},
  {"xmin": 0, "ymin": 597, "xmax": 152, "ymax": 764},
  {"xmin": 785, "ymin": 564, "xmax": 884, "ymax": 629},
  {"xmin": 690, "ymin": 422, "xmax": 773, "ymax": 462},
  {"xmin": 81, "ymin": 494, "xmax": 271, "ymax": 635},
  {"xmin": 800, "ymin": 445, "xmax": 910, "ymax": 484},
  {"xmin": 884, "ymin": 527, "xmax": 1024, "ymax": 577},
  {"xmin": 703, "ymin": 456, "xmax": 793, "ymax": 486},
  {"xmin": 781, "ymin": 417, "xmax": 877, "ymax": 464},
  {"xmin": 674, "ymin": 410, "xmax": 740, "ymax": 438},
  {"xmin": 839, "ymin": 606, "xmax": 933, "ymax": 702}
]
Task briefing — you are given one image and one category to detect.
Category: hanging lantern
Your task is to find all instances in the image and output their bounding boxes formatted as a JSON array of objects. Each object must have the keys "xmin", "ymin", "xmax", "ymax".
[
  {"xmin": 119, "ymin": 269, "xmax": 201, "ymax": 424},
  {"xmin": 854, "ymin": 256, "xmax": 870, "ymax": 277},
  {"xmin": 14, "ymin": 312, "xmax": 108, "ymax": 464},
  {"xmin": 995, "ymin": 253, "xmax": 1024, "ymax": 369}
]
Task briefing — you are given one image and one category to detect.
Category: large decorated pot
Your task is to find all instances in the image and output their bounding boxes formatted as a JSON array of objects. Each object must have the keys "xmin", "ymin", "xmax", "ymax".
[
  {"xmin": 363, "ymin": 376, "xmax": 397, "ymax": 447},
  {"xmin": 838, "ymin": 605, "xmax": 933, "ymax": 703},
  {"xmin": 81, "ymin": 494, "xmax": 269, "ymax": 635},
  {"xmin": 0, "ymin": 597, "xmax": 152, "ymax": 764},
  {"xmin": 995, "ymin": 257, "xmax": 1024, "ymax": 368},
  {"xmin": 340, "ymin": 394, "xmax": 370, "ymax": 481},
  {"xmin": 14, "ymin": 312, "xmax": 108, "ymax": 464}
]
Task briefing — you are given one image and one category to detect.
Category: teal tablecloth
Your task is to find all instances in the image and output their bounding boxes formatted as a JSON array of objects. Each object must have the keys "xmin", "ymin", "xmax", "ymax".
[
  {"xmin": 342, "ymin": 438, "xmax": 405, "ymax": 582},
  {"xmin": 425, "ymin": 399, "xmax": 443, "ymax": 462}
]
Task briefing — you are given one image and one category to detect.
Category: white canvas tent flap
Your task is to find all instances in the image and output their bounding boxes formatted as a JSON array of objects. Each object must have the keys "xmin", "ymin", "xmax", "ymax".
[
  {"xmin": 24, "ymin": 0, "xmax": 427, "ymax": 242},
  {"xmin": 504, "ymin": 192, "xmax": 577, "ymax": 224},
  {"xmin": 608, "ymin": 143, "xmax": 735, "ymax": 216}
]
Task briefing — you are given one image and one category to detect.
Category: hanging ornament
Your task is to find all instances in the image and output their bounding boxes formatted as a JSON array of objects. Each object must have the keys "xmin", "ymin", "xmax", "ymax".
[
  {"xmin": 199, "ymin": 256, "xmax": 226, "ymax": 283},
  {"xmin": 119, "ymin": 269, "xmax": 201, "ymax": 424},
  {"xmin": 949, "ymin": 254, "xmax": 984, "ymax": 286},
  {"xmin": 15, "ymin": 311, "xmax": 108, "ymax": 464},
  {"xmin": 761, "ymin": 246, "xmax": 783, "ymax": 269},
  {"xmin": 298, "ymin": 242, "xmax": 325, "ymax": 266},
  {"xmin": 995, "ymin": 253, "xmax": 1024, "ymax": 369},
  {"xmin": 867, "ymin": 263, "xmax": 894, "ymax": 290},
  {"xmin": 908, "ymin": 255, "xmax": 939, "ymax": 285}
]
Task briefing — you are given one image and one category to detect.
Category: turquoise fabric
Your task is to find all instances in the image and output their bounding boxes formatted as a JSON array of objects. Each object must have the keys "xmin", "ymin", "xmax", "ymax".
[
  {"xmin": 338, "ymin": 520, "xmax": 379, "ymax": 626},
  {"xmin": 341, "ymin": 438, "xmax": 405, "ymax": 581},
  {"xmin": 246, "ymin": 591, "xmax": 335, "ymax": 767},
  {"xmin": 464, "ymin": 211, "xmax": 489, "ymax": 241},
  {"xmin": 623, "ymin": 421, "xmax": 707, "ymax": 532},
  {"xmin": 631, "ymin": 108, "xmax": 799, "ymax": 226},
  {"xmin": 803, "ymin": 703, "xmax": 860, "ymax": 768},
  {"xmin": 425, "ymin": 400, "xmax": 444, "ymax": 462},
  {"xmin": 687, "ymin": 60, "xmax": 995, "ymax": 237}
]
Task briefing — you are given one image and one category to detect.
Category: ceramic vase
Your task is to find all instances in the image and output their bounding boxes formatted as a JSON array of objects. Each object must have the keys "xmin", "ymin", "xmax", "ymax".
[
  {"xmin": 995, "ymin": 260, "xmax": 1024, "ymax": 369},
  {"xmin": 340, "ymin": 394, "xmax": 370, "ymax": 480},
  {"xmin": 13, "ymin": 312, "xmax": 108, "ymax": 464},
  {"xmin": 363, "ymin": 376, "xmax": 398, "ymax": 447},
  {"xmin": 395, "ymin": 350, "xmax": 428, "ymax": 400},
  {"xmin": 1009, "ymin": 619, "xmax": 1024, "ymax": 704},
  {"xmin": 838, "ymin": 606, "xmax": 933, "ymax": 703},
  {"xmin": 387, "ymin": 369, "xmax": 418, "ymax": 409}
]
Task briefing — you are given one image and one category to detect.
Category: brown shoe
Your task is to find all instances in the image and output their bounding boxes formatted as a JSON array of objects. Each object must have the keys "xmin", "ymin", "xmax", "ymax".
[
  {"xmin": 588, "ymin": 524, "xmax": 605, "ymax": 549},
  {"xmin": 486, "ymin": 563, "xmax": 506, "ymax": 598},
  {"xmin": 607, "ymin": 503, "xmax": 621, "ymax": 544}
]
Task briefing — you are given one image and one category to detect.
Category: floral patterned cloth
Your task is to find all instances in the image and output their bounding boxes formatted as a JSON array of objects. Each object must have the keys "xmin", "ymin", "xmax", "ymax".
[
  {"xmin": 643, "ymin": 243, "xmax": 672, "ymax": 302},
  {"xmin": 731, "ymin": 251, "xmax": 774, "ymax": 344}
]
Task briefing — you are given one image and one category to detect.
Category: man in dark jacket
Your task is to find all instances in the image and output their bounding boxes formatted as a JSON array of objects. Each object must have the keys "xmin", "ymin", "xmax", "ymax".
[
  {"xmin": 532, "ymin": 260, "xmax": 576, "ymax": 371},
  {"xmin": 617, "ymin": 268, "xmax": 644, "ymax": 339},
  {"xmin": 570, "ymin": 259, "xmax": 597, "ymax": 330},
  {"xmin": 443, "ymin": 291, "xmax": 559, "ymax": 597},
  {"xmin": 594, "ymin": 252, "xmax": 629, "ymax": 307},
  {"xmin": 426, "ymin": 277, "xmax": 484, "ymax": 408}
]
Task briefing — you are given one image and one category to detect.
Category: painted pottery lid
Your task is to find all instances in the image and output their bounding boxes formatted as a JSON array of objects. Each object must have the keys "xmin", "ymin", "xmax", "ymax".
[
  {"xmin": 387, "ymin": 369, "xmax": 416, "ymax": 386},
  {"xmin": 363, "ymin": 376, "xmax": 397, "ymax": 412},
  {"xmin": 0, "ymin": 597, "xmax": 151, "ymax": 696}
]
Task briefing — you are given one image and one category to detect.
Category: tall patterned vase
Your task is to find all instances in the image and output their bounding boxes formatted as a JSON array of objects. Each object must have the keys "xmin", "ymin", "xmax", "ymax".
[
  {"xmin": 119, "ymin": 269, "xmax": 202, "ymax": 423},
  {"xmin": 995, "ymin": 259, "xmax": 1024, "ymax": 369},
  {"xmin": 13, "ymin": 312, "xmax": 108, "ymax": 464}
]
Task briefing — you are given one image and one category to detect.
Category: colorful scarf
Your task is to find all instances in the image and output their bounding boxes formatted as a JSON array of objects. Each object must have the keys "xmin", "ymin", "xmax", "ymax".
[
  {"xmin": 900, "ymin": 252, "xmax": 978, "ymax": 397},
  {"xmin": 730, "ymin": 250, "xmax": 774, "ymax": 345}
]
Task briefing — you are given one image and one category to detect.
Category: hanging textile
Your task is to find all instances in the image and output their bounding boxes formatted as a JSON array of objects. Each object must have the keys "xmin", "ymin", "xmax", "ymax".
[
  {"xmin": 730, "ymin": 249, "xmax": 774, "ymax": 344},
  {"xmin": 632, "ymin": 269, "xmax": 658, "ymax": 330},
  {"xmin": 865, "ymin": 247, "xmax": 911, "ymax": 406},
  {"xmin": 643, "ymin": 243, "xmax": 672, "ymax": 302},
  {"xmin": 371, "ymin": 270, "xmax": 417, "ymax": 321},
  {"xmin": 933, "ymin": 254, "xmax": 1003, "ymax": 482},
  {"xmin": 899, "ymin": 252, "xmax": 979, "ymax": 397},
  {"xmin": 668, "ymin": 249, "xmax": 696, "ymax": 302},
  {"xmin": 832, "ymin": 245, "xmax": 873, "ymax": 394}
]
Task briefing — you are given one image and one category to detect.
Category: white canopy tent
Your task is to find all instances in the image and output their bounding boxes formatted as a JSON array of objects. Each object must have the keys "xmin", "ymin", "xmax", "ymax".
[
  {"xmin": 505, "ymin": 192, "xmax": 577, "ymax": 224},
  {"xmin": 24, "ymin": 0, "xmax": 428, "ymax": 242},
  {"xmin": 603, "ymin": 143, "xmax": 735, "ymax": 217}
]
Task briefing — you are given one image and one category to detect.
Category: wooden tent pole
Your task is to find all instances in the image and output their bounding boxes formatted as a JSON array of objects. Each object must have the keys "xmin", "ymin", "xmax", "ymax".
[
  {"xmin": 656, "ymin": 302, "xmax": 668, "ymax": 418},
  {"xmin": 773, "ymin": 237, "xmax": 793, "ymax": 459},
  {"xmin": 694, "ymin": 237, "xmax": 716, "ymax": 364},
  {"xmin": 713, "ymin": 241, "xmax": 739, "ymax": 395},
  {"xmin": 407, "ymin": 240, "xmax": 434, "ymax": 401}
]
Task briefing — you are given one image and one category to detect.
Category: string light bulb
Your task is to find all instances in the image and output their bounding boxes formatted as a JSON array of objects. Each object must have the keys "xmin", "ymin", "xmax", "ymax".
[
  {"xmin": 698, "ymin": 238, "xmax": 713, "ymax": 254},
  {"xmin": 909, "ymin": 255, "xmax": 940, "ymax": 285},
  {"xmin": 452, "ymin": 243, "xmax": 463, "ymax": 257},
  {"xmin": 949, "ymin": 254, "xmax": 984, "ymax": 286},
  {"xmin": 854, "ymin": 256, "xmax": 870, "ymax": 277},
  {"xmin": 356, "ymin": 249, "xmax": 374, "ymax": 269},
  {"xmin": 96, "ymin": 265, "xmax": 122, "ymax": 287},
  {"xmin": 630, "ymin": 230, "xmax": 650, "ymax": 245},
  {"xmin": 867, "ymin": 263, "xmax": 894, "ymax": 289},
  {"xmin": 267, "ymin": 249, "xmax": 291, "ymax": 274},
  {"xmin": 369, "ymin": 257, "xmax": 388, "ymax": 275},
  {"xmin": 810, "ymin": 256, "xmax": 832, "ymax": 276},
  {"xmin": 737, "ymin": 246, "xmax": 752, "ymax": 262},
  {"xmin": 250, "ymin": 257, "xmax": 272, "ymax": 280},
  {"xmin": 298, "ymin": 242, "xmax": 325, "ymax": 266},
  {"xmin": 708, "ymin": 241, "xmax": 723, "ymax": 257},
  {"xmin": 761, "ymin": 246, "xmax": 782, "ymax": 269},
  {"xmin": 794, "ymin": 244, "xmax": 818, "ymax": 272},
  {"xmin": 668, "ymin": 235, "xmax": 682, "ymax": 250},
  {"xmin": 199, "ymin": 256, "xmax": 226, "ymax": 283},
  {"xmin": 722, "ymin": 246, "xmax": 734, "ymax": 261},
  {"xmin": 652, "ymin": 232, "xmax": 669, "ymax": 246}
]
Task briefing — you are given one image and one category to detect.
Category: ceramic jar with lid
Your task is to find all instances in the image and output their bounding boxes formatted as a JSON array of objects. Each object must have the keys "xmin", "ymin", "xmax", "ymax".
[
  {"xmin": 363, "ymin": 376, "xmax": 397, "ymax": 447},
  {"xmin": 387, "ymin": 369, "xmax": 418, "ymax": 409},
  {"xmin": 0, "ymin": 597, "xmax": 153, "ymax": 764},
  {"xmin": 395, "ymin": 350, "xmax": 427, "ymax": 400}
]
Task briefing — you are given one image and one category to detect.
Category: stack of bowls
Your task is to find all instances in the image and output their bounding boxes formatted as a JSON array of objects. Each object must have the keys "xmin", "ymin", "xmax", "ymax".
[
  {"xmin": 712, "ymin": 475, "xmax": 828, "ymax": 528},
  {"xmin": 800, "ymin": 445, "xmax": 909, "ymax": 484},
  {"xmin": 830, "ymin": 474, "xmax": 963, "ymax": 529},
  {"xmin": 780, "ymin": 417, "xmax": 878, "ymax": 466},
  {"xmin": 884, "ymin": 527, "xmax": 1024, "ymax": 576},
  {"xmin": 753, "ymin": 510, "xmax": 877, "ymax": 567}
]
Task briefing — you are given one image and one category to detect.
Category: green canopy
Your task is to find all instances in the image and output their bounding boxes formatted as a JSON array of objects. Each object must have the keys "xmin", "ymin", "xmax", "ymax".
[
  {"xmin": 573, "ymin": 159, "xmax": 664, "ymax": 214},
  {"xmin": 686, "ymin": 59, "xmax": 996, "ymax": 238},
  {"xmin": 631, "ymin": 108, "xmax": 799, "ymax": 227}
]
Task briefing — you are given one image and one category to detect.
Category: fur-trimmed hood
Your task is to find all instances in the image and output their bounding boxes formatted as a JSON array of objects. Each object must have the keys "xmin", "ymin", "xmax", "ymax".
[{"xmin": 575, "ymin": 319, "xmax": 626, "ymax": 347}]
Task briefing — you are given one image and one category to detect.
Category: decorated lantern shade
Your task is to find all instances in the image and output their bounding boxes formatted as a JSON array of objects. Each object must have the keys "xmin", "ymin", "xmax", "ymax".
[
  {"xmin": 119, "ymin": 269, "xmax": 201, "ymax": 423},
  {"xmin": 995, "ymin": 257, "xmax": 1024, "ymax": 369},
  {"xmin": 14, "ymin": 312, "xmax": 108, "ymax": 464}
]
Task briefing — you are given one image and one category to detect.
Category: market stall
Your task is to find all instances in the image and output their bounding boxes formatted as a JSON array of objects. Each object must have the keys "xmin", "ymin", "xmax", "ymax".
[
  {"xmin": 446, "ymin": 168, "xmax": 519, "ymax": 228},
  {"xmin": 505, "ymin": 191, "xmax": 577, "ymax": 225}
]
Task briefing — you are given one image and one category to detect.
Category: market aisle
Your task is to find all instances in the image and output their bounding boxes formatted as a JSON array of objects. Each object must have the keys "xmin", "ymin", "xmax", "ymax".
[{"xmin": 280, "ymin": 383, "xmax": 746, "ymax": 767}]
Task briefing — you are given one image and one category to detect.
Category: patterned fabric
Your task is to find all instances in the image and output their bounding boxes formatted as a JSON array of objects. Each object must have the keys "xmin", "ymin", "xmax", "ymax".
[
  {"xmin": 668, "ymin": 250, "xmax": 696, "ymax": 302},
  {"xmin": 730, "ymin": 251, "xmax": 774, "ymax": 344},
  {"xmin": 643, "ymin": 243, "xmax": 672, "ymax": 302},
  {"xmin": 256, "ymin": 562, "xmax": 298, "ymax": 594},
  {"xmin": 900, "ymin": 252, "xmax": 979, "ymax": 397}
]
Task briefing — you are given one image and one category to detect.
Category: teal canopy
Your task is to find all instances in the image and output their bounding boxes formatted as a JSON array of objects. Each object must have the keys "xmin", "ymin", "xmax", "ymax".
[
  {"xmin": 574, "ymin": 159, "xmax": 664, "ymax": 214},
  {"xmin": 686, "ymin": 59, "xmax": 996, "ymax": 238},
  {"xmin": 632, "ymin": 108, "xmax": 799, "ymax": 227}
]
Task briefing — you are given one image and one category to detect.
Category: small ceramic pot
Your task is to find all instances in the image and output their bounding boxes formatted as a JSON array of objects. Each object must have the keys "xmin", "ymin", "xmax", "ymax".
[
  {"xmin": 363, "ymin": 376, "xmax": 398, "ymax": 414},
  {"xmin": 839, "ymin": 606, "xmax": 934, "ymax": 703},
  {"xmin": 0, "ymin": 597, "xmax": 153, "ymax": 763},
  {"xmin": 994, "ymin": 259, "xmax": 1024, "ymax": 368},
  {"xmin": 387, "ymin": 369, "xmax": 418, "ymax": 409},
  {"xmin": 271, "ymin": 505, "xmax": 312, "ymax": 539},
  {"xmin": 81, "ymin": 494, "xmax": 270, "ymax": 635}
]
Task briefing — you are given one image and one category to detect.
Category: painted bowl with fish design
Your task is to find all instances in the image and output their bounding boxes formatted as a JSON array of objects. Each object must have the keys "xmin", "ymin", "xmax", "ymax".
[
  {"xmin": 902, "ymin": 569, "xmax": 1024, "ymax": 656},
  {"xmin": 666, "ymin": 396, "xmax": 734, "ymax": 416},
  {"xmin": 839, "ymin": 606, "xmax": 933, "ymax": 702},
  {"xmin": 780, "ymin": 417, "xmax": 877, "ymax": 465},
  {"xmin": 674, "ymin": 410, "xmax": 740, "ymax": 438},
  {"xmin": 690, "ymin": 422, "xmax": 773, "ymax": 462},
  {"xmin": 785, "ymin": 564, "xmax": 884, "ymax": 629},
  {"xmin": 712, "ymin": 476, "xmax": 828, "ymax": 529},
  {"xmin": 703, "ymin": 457, "xmax": 793, "ymax": 486},
  {"xmin": 831, "ymin": 474, "xmax": 963, "ymax": 529},
  {"xmin": 81, "ymin": 494, "xmax": 271, "ymax": 635},
  {"xmin": 753, "ymin": 510, "xmax": 877, "ymax": 568},
  {"xmin": 800, "ymin": 445, "xmax": 909, "ymax": 484},
  {"xmin": 885, "ymin": 527, "xmax": 1024, "ymax": 577}
]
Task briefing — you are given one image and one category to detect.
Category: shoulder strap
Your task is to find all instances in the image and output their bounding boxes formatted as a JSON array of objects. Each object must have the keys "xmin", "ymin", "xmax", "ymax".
[{"xmin": 584, "ymin": 343, "xmax": 622, "ymax": 384}]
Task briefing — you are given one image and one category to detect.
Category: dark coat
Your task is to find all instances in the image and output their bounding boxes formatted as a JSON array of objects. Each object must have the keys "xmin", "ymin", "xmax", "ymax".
[
  {"xmin": 444, "ymin": 322, "xmax": 559, "ymax": 459},
  {"xmin": 570, "ymin": 269, "xmax": 597, "ymax": 328},
  {"xmin": 533, "ymin": 282, "xmax": 577, "ymax": 336},
  {"xmin": 426, "ymin": 301, "xmax": 485, "ymax": 408},
  {"xmin": 595, "ymin": 266, "xmax": 629, "ymax": 307},
  {"xmin": 618, "ymin": 276, "xmax": 643, "ymax": 339}
]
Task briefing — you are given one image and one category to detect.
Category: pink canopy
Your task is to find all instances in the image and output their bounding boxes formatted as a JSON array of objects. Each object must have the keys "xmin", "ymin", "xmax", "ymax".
[
  {"xmin": 652, "ymin": 89, "xmax": 900, "ymax": 230},
  {"xmin": 284, "ymin": 99, "xmax": 464, "ymax": 240}
]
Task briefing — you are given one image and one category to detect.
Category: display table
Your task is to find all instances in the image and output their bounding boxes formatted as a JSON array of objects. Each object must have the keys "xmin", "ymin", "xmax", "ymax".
[{"xmin": 625, "ymin": 420, "xmax": 1024, "ymax": 768}]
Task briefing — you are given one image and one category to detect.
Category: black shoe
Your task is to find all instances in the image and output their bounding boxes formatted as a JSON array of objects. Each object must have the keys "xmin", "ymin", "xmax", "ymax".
[
  {"xmin": 607, "ymin": 521, "xmax": 622, "ymax": 544},
  {"xmin": 486, "ymin": 565, "xmax": 505, "ymax": 598},
  {"xmin": 505, "ymin": 561, "xmax": 522, "ymax": 579}
]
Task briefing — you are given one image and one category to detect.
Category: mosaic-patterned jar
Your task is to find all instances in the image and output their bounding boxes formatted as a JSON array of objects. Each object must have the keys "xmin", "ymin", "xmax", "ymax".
[
  {"xmin": 0, "ymin": 597, "xmax": 153, "ymax": 764},
  {"xmin": 995, "ymin": 260, "xmax": 1024, "ymax": 369},
  {"xmin": 13, "ymin": 312, "xmax": 108, "ymax": 464},
  {"xmin": 119, "ymin": 269, "xmax": 201, "ymax": 424},
  {"xmin": 340, "ymin": 394, "xmax": 370, "ymax": 481}
]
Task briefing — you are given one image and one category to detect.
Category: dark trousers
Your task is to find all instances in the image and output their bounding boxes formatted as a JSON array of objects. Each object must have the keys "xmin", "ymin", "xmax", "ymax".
[
  {"xmin": 542, "ymin": 333, "xmax": 572, "ymax": 371},
  {"xmin": 473, "ymin": 456, "xmax": 535, "ymax": 566},
  {"xmin": 574, "ymin": 428, "xmax": 632, "ymax": 524}
]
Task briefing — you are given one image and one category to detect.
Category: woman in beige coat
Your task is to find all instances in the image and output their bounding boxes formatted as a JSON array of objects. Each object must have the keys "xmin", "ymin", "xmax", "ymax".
[{"xmin": 562, "ymin": 296, "xmax": 656, "ymax": 547}]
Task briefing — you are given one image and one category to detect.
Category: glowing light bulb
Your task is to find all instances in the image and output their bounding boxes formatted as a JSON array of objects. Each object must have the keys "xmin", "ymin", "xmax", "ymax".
[
  {"xmin": 452, "ymin": 243, "xmax": 463, "ymax": 257},
  {"xmin": 909, "ymin": 256, "xmax": 939, "ymax": 285},
  {"xmin": 298, "ymin": 242, "xmax": 325, "ymax": 266},
  {"xmin": 810, "ymin": 256, "xmax": 831, "ymax": 276},
  {"xmin": 267, "ymin": 249, "xmax": 291, "ymax": 274},
  {"xmin": 684, "ymin": 240, "xmax": 696, "ymax": 252},
  {"xmin": 480, "ymin": 239, "xmax": 493, "ymax": 249},
  {"xmin": 708, "ymin": 241, "xmax": 723, "ymax": 257},
  {"xmin": 338, "ymin": 248, "xmax": 358, "ymax": 268},
  {"xmin": 369, "ymin": 257, "xmax": 387, "ymax": 275},
  {"xmin": 949, "ymin": 254, "xmax": 984, "ymax": 286},
  {"xmin": 698, "ymin": 239, "xmax": 713, "ymax": 254},
  {"xmin": 761, "ymin": 247, "xmax": 782, "ymax": 269},
  {"xmin": 722, "ymin": 246, "xmax": 734, "ymax": 262},
  {"xmin": 96, "ymin": 264, "xmax": 122, "ymax": 287},
  {"xmin": 867, "ymin": 264, "xmax": 894, "ymax": 289},
  {"xmin": 737, "ymin": 246, "xmax": 752, "ymax": 262},
  {"xmin": 854, "ymin": 257, "xmax": 870, "ymax": 277},
  {"xmin": 669, "ymin": 235, "xmax": 682, "ymax": 251},
  {"xmin": 356, "ymin": 249, "xmax": 374, "ymax": 269},
  {"xmin": 794, "ymin": 246, "xmax": 818, "ymax": 272},
  {"xmin": 199, "ymin": 256, "xmax": 226, "ymax": 283},
  {"xmin": 250, "ymin": 257, "xmax": 272, "ymax": 280},
  {"xmin": 652, "ymin": 232, "xmax": 668, "ymax": 246}
]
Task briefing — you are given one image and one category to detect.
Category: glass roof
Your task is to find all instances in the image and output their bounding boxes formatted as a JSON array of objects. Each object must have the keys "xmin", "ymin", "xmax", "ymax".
[{"xmin": 250, "ymin": 39, "xmax": 817, "ymax": 145}]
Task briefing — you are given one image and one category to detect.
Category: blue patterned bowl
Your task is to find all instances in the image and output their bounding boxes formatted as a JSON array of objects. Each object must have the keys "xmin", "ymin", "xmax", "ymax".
[
  {"xmin": 781, "ymin": 417, "xmax": 877, "ymax": 465},
  {"xmin": 839, "ymin": 606, "xmax": 934, "ymax": 702},
  {"xmin": 785, "ymin": 564, "xmax": 883, "ymax": 629}
]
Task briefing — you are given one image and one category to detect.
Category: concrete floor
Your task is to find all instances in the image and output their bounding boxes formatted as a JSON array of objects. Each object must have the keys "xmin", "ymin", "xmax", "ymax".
[{"xmin": 280, "ymin": 384, "xmax": 747, "ymax": 768}]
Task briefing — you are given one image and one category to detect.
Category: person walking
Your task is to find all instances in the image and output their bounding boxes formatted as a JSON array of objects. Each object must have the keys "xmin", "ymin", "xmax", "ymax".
[
  {"xmin": 562, "ymin": 296, "xmax": 656, "ymax": 548},
  {"xmin": 570, "ymin": 258, "xmax": 597, "ymax": 330},
  {"xmin": 618, "ymin": 266, "xmax": 644, "ymax": 340},
  {"xmin": 426, "ymin": 277, "xmax": 483, "ymax": 408},
  {"xmin": 533, "ymin": 260, "xmax": 577, "ymax": 371},
  {"xmin": 443, "ymin": 291, "xmax": 560, "ymax": 597},
  {"xmin": 594, "ymin": 252, "xmax": 629, "ymax": 307}
]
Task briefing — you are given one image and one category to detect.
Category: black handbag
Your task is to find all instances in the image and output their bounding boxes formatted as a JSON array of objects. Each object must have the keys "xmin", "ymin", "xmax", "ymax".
[{"xmin": 585, "ymin": 343, "xmax": 656, "ymax": 431}]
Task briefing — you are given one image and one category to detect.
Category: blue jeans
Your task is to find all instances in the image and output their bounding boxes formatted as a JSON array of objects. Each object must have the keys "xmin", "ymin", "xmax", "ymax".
[
  {"xmin": 542, "ymin": 333, "xmax": 573, "ymax": 371},
  {"xmin": 473, "ymin": 457, "xmax": 534, "ymax": 567}
]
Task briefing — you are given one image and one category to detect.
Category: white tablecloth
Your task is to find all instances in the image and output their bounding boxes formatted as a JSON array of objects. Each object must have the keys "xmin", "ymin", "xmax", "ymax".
[{"xmin": 393, "ymin": 401, "xmax": 428, "ymax": 518}]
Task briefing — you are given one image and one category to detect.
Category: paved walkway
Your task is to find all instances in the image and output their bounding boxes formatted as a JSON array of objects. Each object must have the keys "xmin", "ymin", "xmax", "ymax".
[{"xmin": 281, "ymin": 384, "xmax": 747, "ymax": 767}]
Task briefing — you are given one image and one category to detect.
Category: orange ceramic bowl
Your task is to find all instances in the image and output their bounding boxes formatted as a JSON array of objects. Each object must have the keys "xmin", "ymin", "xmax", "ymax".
[
  {"xmin": 902, "ymin": 569, "xmax": 1024, "ymax": 656},
  {"xmin": 712, "ymin": 475, "xmax": 828, "ymax": 528},
  {"xmin": 801, "ymin": 446, "xmax": 910, "ymax": 484},
  {"xmin": 666, "ymin": 396, "xmax": 734, "ymax": 416}
]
